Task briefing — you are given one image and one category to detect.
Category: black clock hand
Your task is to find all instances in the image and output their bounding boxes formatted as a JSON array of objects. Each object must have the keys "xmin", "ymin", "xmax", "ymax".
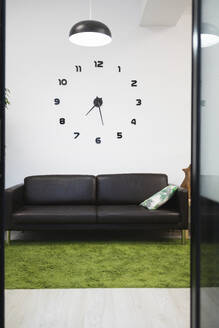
[
  {"xmin": 98, "ymin": 106, "xmax": 104, "ymax": 126},
  {"xmin": 85, "ymin": 105, "xmax": 95, "ymax": 116}
]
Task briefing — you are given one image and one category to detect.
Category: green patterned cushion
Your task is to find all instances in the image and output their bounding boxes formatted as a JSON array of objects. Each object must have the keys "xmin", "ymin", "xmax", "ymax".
[{"xmin": 139, "ymin": 185, "xmax": 178, "ymax": 210}]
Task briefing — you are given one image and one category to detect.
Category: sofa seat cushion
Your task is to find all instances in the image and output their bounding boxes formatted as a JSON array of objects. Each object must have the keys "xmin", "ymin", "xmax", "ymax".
[
  {"xmin": 12, "ymin": 206, "xmax": 97, "ymax": 224},
  {"xmin": 97, "ymin": 205, "xmax": 180, "ymax": 224}
]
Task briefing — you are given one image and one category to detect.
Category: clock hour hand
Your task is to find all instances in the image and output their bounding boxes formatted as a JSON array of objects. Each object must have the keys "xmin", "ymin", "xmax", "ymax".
[
  {"xmin": 98, "ymin": 106, "xmax": 104, "ymax": 126},
  {"xmin": 85, "ymin": 105, "xmax": 95, "ymax": 116},
  {"xmin": 85, "ymin": 97, "xmax": 104, "ymax": 125}
]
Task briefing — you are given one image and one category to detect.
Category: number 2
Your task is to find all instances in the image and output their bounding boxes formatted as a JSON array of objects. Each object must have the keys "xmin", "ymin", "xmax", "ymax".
[{"xmin": 131, "ymin": 80, "xmax": 137, "ymax": 87}]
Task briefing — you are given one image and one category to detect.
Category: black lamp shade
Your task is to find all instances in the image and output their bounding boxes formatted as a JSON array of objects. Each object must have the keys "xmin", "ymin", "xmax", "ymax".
[{"xmin": 69, "ymin": 20, "xmax": 112, "ymax": 47}]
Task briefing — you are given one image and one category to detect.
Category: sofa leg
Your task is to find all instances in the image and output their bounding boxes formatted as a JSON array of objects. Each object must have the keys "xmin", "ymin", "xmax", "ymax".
[
  {"xmin": 6, "ymin": 231, "xmax": 11, "ymax": 245},
  {"xmin": 181, "ymin": 230, "xmax": 186, "ymax": 245}
]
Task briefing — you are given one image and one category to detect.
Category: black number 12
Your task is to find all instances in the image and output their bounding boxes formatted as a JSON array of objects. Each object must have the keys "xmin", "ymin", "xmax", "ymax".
[{"xmin": 94, "ymin": 61, "xmax": 103, "ymax": 68}]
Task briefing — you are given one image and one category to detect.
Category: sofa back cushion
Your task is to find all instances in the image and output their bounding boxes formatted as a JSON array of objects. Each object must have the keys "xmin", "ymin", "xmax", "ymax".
[
  {"xmin": 96, "ymin": 174, "xmax": 168, "ymax": 205},
  {"xmin": 24, "ymin": 175, "xmax": 96, "ymax": 205}
]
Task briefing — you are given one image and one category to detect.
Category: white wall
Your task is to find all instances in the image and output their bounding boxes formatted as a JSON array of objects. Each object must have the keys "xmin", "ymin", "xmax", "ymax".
[
  {"xmin": 6, "ymin": 0, "xmax": 192, "ymax": 187},
  {"xmin": 200, "ymin": 0, "xmax": 219, "ymax": 201}
]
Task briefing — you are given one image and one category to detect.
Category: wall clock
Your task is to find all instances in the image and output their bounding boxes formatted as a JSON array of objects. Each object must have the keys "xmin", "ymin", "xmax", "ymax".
[{"xmin": 53, "ymin": 60, "xmax": 142, "ymax": 144}]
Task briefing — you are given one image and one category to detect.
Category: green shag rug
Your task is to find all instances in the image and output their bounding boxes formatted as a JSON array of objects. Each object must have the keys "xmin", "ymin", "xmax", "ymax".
[{"xmin": 5, "ymin": 240, "xmax": 190, "ymax": 289}]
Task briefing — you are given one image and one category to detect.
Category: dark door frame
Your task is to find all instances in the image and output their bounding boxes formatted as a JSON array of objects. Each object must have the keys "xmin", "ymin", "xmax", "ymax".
[
  {"xmin": 191, "ymin": 0, "xmax": 201, "ymax": 327},
  {"xmin": 0, "ymin": 0, "xmax": 6, "ymax": 327},
  {"xmin": 0, "ymin": 1, "xmax": 202, "ymax": 328}
]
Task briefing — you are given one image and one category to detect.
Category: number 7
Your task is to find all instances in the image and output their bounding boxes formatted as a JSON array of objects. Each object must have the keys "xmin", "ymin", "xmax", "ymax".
[{"xmin": 74, "ymin": 132, "xmax": 80, "ymax": 139}]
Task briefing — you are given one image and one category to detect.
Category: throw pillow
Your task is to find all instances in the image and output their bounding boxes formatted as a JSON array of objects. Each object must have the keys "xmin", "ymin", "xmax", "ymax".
[{"xmin": 139, "ymin": 185, "xmax": 178, "ymax": 210}]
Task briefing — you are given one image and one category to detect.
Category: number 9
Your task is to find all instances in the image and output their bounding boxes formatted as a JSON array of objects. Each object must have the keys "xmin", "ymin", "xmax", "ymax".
[{"xmin": 54, "ymin": 98, "xmax": 60, "ymax": 105}]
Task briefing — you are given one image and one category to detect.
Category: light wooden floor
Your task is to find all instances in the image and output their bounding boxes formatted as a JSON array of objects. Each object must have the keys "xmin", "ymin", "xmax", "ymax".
[
  {"xmin": 5, "ymin": 288, "xmax": 190, "ymax": 328},
  {"xmin": 200, "ymin": 287, "xmax": 219, "ymax": 328}
]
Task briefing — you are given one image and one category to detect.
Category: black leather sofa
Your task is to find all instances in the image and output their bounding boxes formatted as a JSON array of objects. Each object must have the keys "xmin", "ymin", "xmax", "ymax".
[{"xmin": 5, "ymin": 174, "xmax": 188, "ymax": 244}]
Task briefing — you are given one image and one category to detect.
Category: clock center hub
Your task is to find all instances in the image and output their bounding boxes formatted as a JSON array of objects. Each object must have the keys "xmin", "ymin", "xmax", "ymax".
[{"xmin": 93, "ymin": 97, "xmax": 103, "ymax": 107}]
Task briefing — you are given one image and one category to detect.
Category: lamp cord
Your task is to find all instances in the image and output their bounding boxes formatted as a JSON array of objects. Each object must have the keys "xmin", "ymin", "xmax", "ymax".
[{"xmin": 89, "ymin": 0, "xmax": 92, "ymax": 20}]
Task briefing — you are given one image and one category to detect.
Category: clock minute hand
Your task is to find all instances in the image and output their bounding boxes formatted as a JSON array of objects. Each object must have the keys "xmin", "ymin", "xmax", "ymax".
[
  {"xmin": 98, "ymin": 106, "xmax": 104, "ymax": 126},
  {"xmin": 85, "ymin": 105, "xmax": 95, "ymax": 116}
]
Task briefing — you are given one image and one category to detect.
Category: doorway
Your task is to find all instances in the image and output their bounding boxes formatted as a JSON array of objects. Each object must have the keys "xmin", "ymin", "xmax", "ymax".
[{"xmin": 1, "ymin": 0, "xmax": 193, "ymax": 327}]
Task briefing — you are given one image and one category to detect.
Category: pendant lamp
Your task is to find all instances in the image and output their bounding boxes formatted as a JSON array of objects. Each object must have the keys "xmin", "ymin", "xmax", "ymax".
[
  {"xmin": 69, "ymin": 0, "xmax": 112, "ymax": 47},
  {"xmin": 201, "ymin": 23, "xmax": 219, "ymax": 48}
]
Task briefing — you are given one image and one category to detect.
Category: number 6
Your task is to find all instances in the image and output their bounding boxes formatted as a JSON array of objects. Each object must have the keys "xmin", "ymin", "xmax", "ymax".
[{"xmin": 95, "ymin": 137, "xmax": 101, "ymax": 144}]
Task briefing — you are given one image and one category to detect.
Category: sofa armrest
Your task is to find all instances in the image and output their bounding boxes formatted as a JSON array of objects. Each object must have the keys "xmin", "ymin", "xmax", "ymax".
[
  {"xmin": 163, "ymin": 186, "xmax": 188, "ymax": 229},
  {"xmin": 5, "ymin": 184, "xmax": 24, "ymax": 229},
  {"xmin": 175, "ymin": 187, "xmax": 188, "ymax": 229}
]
